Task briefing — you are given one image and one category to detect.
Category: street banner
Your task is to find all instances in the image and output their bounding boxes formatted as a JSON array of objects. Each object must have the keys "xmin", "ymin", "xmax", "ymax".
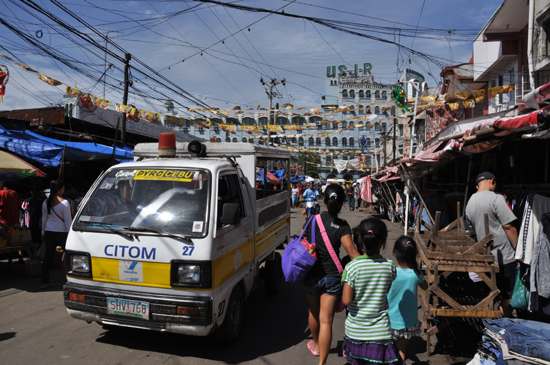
[
  {"xmin": 38, "ymin": 74, "xmax": 62, "ymax": 86},
  {"xmin": 165, "ymin": 115, "xmax": 185, "ymax": 127},
  {"xmin": 265, "ymin": 124, "xmax": 283, "ymax": 133},
  {"xmin": 241, "ymin": 125, "xmax": 260, "ymax": 133},
  {"xmin": 218, "ymin": 123, "xmax": 237, "ymax": 132},
  {"xmin": 191, "ymin": 119, "xmax": 211, "ymax": 129},
  {"xmin": 139, "ymin": 110, "xmax": 160, "ymax": 123},
  {"xmin": 334, "ymin": 160, "xmax": 347, "ymax": 173}
]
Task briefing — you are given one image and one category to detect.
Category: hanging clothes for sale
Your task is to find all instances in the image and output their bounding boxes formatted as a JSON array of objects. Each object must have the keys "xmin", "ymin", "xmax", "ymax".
[{"xmin": 516, "ymin": 194, "xmax": 550, "ymax": 265}]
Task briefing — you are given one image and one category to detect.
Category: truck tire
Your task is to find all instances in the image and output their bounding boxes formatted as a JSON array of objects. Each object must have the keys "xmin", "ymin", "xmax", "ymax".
[
  {"xmin": 215, "ymin": 285, "xmax": 244, "ymax": 344},
  {"xmin": 264, "ymin": 252, "xmax": 282, "ymax": 294}
]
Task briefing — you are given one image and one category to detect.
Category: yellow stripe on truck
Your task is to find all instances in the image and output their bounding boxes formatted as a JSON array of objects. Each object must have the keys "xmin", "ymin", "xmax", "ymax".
[
  {"xmin": 92, "ymin": 257, "xmax": 171, "ymax": 288},
  {"xmin": 88, "ymin": 238, "xmax": 254, "ymax": 290}
]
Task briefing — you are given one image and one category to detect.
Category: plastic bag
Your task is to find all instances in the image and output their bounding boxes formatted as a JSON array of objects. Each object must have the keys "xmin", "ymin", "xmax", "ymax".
[
  {"xmin": 36, "ymin": 243, "xmax": 46, "ymax": 262},
  {"xmin": 510, "ymin": 266, "xmax": 530, "ymax": 310}
]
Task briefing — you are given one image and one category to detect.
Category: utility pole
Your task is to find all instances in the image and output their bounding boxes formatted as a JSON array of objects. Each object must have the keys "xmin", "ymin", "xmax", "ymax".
[
  {"xmin": 393, "ymin": 117, "xmax": 397, "ymax": 164},
  {"xmin": 260, "ymin": 77, "xmax": 285, "ymax": 145},
  {"xmin": 122, "ymin": 53, "xmax": 131, "ymax": 145},
  {"xmin": 382, "ymin": 122, "xmax": 387, "ymax": 168}
]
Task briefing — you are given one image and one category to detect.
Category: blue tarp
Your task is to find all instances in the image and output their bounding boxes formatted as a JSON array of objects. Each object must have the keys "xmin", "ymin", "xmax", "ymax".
[{"xmin": 0, "ymin": 126, "xmax": 133, "ymax": 167}]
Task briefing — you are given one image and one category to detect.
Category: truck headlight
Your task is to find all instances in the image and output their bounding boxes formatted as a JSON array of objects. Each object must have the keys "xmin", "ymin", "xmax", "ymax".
[
  {"xmin": 177, "ymin": 265, "xmax": 200, "ymax": 284},
  {"xmin": 65, "ymin": 251, "xmax": 92, "ymax": 278},
  {"xmin": 170, "ymin": 260, "xmax": 212, "ymax": 289},
  {"xmin": 72, "ymin": 255, "xmax": 90, "ymax": 272}
]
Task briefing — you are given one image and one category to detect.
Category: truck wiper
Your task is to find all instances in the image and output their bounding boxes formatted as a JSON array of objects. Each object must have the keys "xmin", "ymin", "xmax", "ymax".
[
  {"xmin": 91, "ymin": 223, "xmax": 135, "ymax": 241},
  {"xmin": 123, "ymin": 226, "xmax": 194, "ymax": 246}
]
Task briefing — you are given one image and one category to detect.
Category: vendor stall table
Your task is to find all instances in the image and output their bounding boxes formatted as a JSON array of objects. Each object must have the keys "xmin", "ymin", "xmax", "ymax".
[{"xmin": 415, "ymin": 202, "xmax": 503, "ymax": 355}]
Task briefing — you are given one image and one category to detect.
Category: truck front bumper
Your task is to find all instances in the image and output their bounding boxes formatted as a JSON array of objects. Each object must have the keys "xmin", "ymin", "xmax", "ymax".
[{"xmin": 63, "ymin": 282, "xmax": 214, "ymax": 336}]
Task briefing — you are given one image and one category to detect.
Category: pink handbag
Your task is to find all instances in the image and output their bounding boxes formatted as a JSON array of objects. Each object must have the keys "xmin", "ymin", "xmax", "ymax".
[{"xmin": 315, "ymin": 215, "xmax": 346, "ymax": 313}]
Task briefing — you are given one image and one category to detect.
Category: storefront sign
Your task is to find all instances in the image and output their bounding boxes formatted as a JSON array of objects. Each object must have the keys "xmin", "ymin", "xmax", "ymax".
[{"xmin": 327, "ymin": 63, "xmax": 372, "ymax": 78}]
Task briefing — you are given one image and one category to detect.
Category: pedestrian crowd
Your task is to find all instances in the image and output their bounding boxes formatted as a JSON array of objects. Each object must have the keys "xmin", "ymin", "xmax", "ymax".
[
  {"xmin": 291, "ymin": 181, "xmax": 371, "ymax": 213},
  {"xmin": 297, "ymin": 183, "xmax": 426, "ymax": 365}
]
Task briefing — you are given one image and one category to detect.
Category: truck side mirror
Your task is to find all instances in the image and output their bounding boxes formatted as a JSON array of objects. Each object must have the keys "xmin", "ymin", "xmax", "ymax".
[{"xmin": 220, "ymin": 203, "xmax": 240, "ymax": 225}]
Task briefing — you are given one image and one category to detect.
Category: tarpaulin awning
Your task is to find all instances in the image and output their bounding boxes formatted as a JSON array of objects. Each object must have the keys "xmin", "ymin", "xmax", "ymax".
[
  {"xmin": 256, "ymin": 169, "xmax": 279, "ymax": 184},
  {"xmin": 0, "ymin": 126, "xmax": 133, "ymax": 167}
]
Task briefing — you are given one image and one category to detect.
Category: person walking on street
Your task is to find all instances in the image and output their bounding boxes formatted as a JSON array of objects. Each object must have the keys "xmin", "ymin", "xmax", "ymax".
[
  {"xmin": 353, "ymin": 183, "xmax": 361, "ymax": 212},
  {"xmin": 387, "ymin": 236, "xmax": 428, "ymax": 362},
  {"xmin": 303, "ymin": 184, "xmax": 361, "ymax": 365},
  {"xmin": 341, "ymin": 218, "xmax": 403, "ymax": 365},
  {"xmin": 291, "ymin": 184, "xmax": 300, "ymax": 208},
  {"xmin": 40, "ymin": 180, "xmax": 72, "ymax": 289},
  {"xmin": 465, "ymin": 172, "xmax": 518, "ymax": 317},
  {"xmin": 346, "ymin": 184, "xmax": 355, "ymax": 212}
]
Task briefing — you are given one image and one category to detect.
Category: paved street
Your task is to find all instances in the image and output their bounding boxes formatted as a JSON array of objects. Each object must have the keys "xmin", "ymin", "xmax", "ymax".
[{"xmin": 0, "ymin": 207, "xmax": 465, "ymax": 365}]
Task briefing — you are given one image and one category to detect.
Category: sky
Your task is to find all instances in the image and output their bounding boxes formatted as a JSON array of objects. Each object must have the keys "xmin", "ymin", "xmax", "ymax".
[{"xmin": 0, "ymin": 0, "xmax": 504, "ymax": 118}]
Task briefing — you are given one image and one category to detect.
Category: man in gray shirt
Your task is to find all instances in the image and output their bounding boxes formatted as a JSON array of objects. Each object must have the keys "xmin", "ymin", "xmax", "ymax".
[{"xmin": 465, "ymin": 171, "xmax": 518, "ymax": 317}]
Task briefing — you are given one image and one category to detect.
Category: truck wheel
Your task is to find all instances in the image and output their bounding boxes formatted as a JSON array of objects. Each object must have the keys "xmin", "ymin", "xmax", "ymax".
[
  {"xmin": 215, "ymin": 285, "xmax": 244, "ymax": 344},
  {"xmin": 264, "ymin": 252, "xmax": 282, "ymax": 294}
]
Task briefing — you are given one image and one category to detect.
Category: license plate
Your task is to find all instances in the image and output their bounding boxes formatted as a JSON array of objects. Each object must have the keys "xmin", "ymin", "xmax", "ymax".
[{"xmin": 107, "ymin": 298, "xmax": 150, "ymax": 320}]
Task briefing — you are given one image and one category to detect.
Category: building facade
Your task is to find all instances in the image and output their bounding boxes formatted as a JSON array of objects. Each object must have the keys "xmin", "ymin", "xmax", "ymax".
[{"xmin": 152, "ymin": 64, "xmax": 425, "ymax": 180}]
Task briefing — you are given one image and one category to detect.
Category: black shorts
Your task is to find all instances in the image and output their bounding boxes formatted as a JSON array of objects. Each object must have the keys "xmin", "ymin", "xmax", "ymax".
[{"xmin": 497, "ymin": 262, "xmax": 517, "ymax": 300}]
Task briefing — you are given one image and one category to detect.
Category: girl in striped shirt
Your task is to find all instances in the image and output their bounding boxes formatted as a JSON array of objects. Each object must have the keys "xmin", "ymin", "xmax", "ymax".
[{"xmin": 342, "ymin": 218, "xmax": 403, "ymax": 365}]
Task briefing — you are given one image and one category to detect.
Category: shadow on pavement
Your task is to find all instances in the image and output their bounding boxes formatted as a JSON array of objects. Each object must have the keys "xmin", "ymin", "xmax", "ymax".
[
  {"xmin": 95, "ymin": 278, "xmax": 310, "ymax": 363},
  {"xmin": 0, "ymin": 258, "xmax": 66, "ymax": 294}
]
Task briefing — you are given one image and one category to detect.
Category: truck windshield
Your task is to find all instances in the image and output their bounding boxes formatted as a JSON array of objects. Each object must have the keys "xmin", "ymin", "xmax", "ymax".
[{"xmin": 74, "ymin": 168, "xmax": 210, "ymax": 237}]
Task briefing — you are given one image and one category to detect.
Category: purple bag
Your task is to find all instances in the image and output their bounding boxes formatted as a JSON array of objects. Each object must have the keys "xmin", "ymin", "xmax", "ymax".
[{"xmin": 282, "ymin": 216, "xmax": 316, "ymax": 283}]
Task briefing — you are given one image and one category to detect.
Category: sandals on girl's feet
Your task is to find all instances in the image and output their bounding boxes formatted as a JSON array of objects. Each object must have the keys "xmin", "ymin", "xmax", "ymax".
[
  {"xmin": 40, "ymin": 284, "xmax": 54, "ymax": 290},
  {"xmin": 307, "ymin": 340, "xmax": 319, "ymax": 356}
]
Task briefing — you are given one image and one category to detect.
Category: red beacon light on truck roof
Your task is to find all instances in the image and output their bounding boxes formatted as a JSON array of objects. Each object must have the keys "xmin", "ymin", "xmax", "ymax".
[{"xmin": 158, "ymin": 133, "xmax": 176, "ymax": 157}]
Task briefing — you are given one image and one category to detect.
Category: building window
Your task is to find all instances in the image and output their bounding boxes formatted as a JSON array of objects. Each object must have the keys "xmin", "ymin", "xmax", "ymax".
[
  {"xmin": 332, "ymin": 137, "xmax": 338, "ymax": 146},
  {"xmin": 316, "ymin": 137, "xmax": 321, "ymax": 146},
  {"xmin": 358, "ymin": 90, "xmax": 364, "ymax": 98},
  {"xmin": 341, "ymin": 121, "xmax": 348, "ymax": 128},
  {"xmin": 365, "ymin": 156, "xmax": 371, "ymax": 165},
  {"xmin": 381, "ymin": 122, "xmax": 386, "ymax": 131},
  {"xmin": 358, "ymin": 104, "xmax": 364, "ymax": 115},
  {"xmin": 366, "ymin": 90, "xmax": 371, "ymax": 98},
  {"xmin": 375, "ymin": 107, "xmax": 380, "ymax": 114},
  {"xmin": 349, "ymin": 121, "xmax": 355, "ymax": 128},
  {"xmin": 375, "ymin": 123, "xmax": 381, "ymax": 132},
  {"xmin": 375, "ymin": 138, "xmax": 380, "ymax": 148},
  {"xmin": 242, "ymin": 137, "xmax": 247, "ymax": 142},
  {"xmin": 342, "ymin": 137, "xmax": 347, "ymax": 147},
  {"xmin": 232, "ymin": 137, "xmax": 238, "ymax": 143},
  {"xmin": 299, "ymin": 137, "xmax": 304, "ymax": 146},
  {"xmin": 375, "ymin": 90, "xmax": 380, "ymax": 99},
  {"xmin": 349, "ymin": 90, "xmax": 355, "ymax": 98},
  {"xmin": 326, "ymin": 155, "xmax": 332, "ymax": 165},
  {"xmin": 292, "ymin": 137, "xmax": 297, "ymax": 144},
  {"xmin": 333, "ymin": 123, "xmax": 339, "ymax": 130},
  {"xmin": 366, "ymin": 106, "xmax": 371, "ymax": 113},
  {"xmin": 366, "ymin": 138, "xmax": 371, "ymax": 147},
  {"xmin": 309, "ymin": 137, "xmax": 314, "ymax": 146},
  {"xmin": 382, "ymin": 91, "xmax": 387, "ymax": 99},
  {"xmin": 349, "ymin": 137, "xmax": 354, "ymax": 147},
  {"xmin": 399, "ymin": 124, "xmax": 404, "ymax": 136},
  {"xmin": 217, "ymin": 137, "xmax": 222, "ymax": 142},
  {"xmin": 226, "ymin": 136, "xmax": 231, "ymax": 142},
  {"xmin": 249, "ymin": 137, "xmax": 254, "ymax": 143},
  {"xmin": 342, "ymin": 90, "xmax": 348, "ymax": 98},
  {"xmin": 325, "ymin": 137, "xmax": 331, "ymax": 146}
]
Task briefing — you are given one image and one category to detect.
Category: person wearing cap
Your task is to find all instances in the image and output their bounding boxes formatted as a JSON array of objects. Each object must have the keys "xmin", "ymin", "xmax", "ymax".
[{"xmin": 465, "ymin": 171, "xmax": 518, "ymax": 317}]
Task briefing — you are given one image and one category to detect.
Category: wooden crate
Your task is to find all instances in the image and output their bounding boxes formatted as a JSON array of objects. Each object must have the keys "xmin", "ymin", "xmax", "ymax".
[{"xmin": 415, "ymin": 202, "xmax": 503, "ymax": 355}]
